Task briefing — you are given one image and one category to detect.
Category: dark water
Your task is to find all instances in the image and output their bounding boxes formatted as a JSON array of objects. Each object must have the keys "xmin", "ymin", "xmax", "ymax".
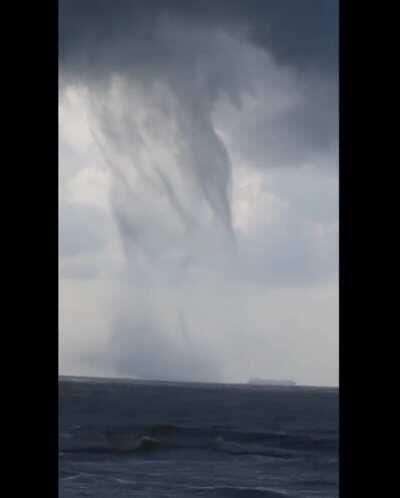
[{"xmin": 59, "ymin": 377, "xmax": 338, "ymax": 498}]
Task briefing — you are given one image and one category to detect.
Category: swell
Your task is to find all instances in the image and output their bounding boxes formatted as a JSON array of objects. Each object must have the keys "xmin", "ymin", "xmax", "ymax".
[
  {"xmin": 146, "ymin": 423, "xmax": 338, "ymax": 449},
  {"xmin": 60, "ymin": 423, "xmax": 337, "ymax": 457}
]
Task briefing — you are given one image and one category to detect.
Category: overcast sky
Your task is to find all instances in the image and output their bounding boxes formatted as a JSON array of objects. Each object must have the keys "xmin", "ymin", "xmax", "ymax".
[{"xmin": 59, "ymin": 0, "xmax": 338, "ymax": 386}]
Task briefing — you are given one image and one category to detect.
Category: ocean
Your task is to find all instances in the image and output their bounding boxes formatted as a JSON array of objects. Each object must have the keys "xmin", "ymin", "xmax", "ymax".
[{"xmin": 59, "ymin": 377, "xmax": 338, "ymax": 498}]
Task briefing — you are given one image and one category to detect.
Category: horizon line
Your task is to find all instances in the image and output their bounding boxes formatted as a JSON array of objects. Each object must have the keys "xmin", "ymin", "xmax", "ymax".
[{"xmin": 59, "ymin": 373, "xmax": 339, "ymax": 390}]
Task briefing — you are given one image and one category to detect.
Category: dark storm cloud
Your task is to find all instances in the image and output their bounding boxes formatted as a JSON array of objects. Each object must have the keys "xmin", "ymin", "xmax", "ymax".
[
  {"xmin": 59, "ymin": 0, "xmax": 337, "ymax": 76},
  {"xmin": 59, "ymin": 0, "xmax": 338, "ymax": 173}
]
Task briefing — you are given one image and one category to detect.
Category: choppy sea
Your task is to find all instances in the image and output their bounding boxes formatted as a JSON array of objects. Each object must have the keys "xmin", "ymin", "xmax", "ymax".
[{"xmin": 59, "ymin": 377, "xmax": 338, "ymax": 497}]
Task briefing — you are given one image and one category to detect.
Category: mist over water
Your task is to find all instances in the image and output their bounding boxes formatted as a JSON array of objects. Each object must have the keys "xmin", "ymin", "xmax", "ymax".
[
  {"xmin": 89, "ymin": 93, "xmax": 233, "ymax": 380},
  {"xmin": 75, "ymin": 31, "xmax": 253, "ymax": 381}
]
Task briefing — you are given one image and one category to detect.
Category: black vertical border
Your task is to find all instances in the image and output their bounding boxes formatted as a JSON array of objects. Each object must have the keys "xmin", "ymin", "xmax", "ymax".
[
  {"xmin": 13, "ymin": 0, "xmax": 59, "ymax": 493},
  {"xmin": 47, "ymin": 0, "xmax": 59, "ymax": 495},
  {"xmin": 6, "ymin": 0, "xmax": 58, "ymax": 490},
  {"xmin": 340, "ymin": 0, "xmax": 389, "ymax": 492},
  {"xmin": 22, "ymin": 0, "xmax": 59, "ymax": 494},
  {"xmin": 339, "ymin": 0, "xmax": 355, "ymax": 496}
]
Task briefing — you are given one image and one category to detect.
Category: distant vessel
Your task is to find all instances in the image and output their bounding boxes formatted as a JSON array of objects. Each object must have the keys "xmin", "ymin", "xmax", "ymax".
[{"xmin": 247, "ymin": 378, "xmax": 296, "ymax": 387}]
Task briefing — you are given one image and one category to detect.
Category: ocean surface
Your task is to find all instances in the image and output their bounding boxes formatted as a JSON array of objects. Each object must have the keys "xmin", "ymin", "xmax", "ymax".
[{"xmin": 59, "ymin": 377, "xmax": 338, "ymax": 498}]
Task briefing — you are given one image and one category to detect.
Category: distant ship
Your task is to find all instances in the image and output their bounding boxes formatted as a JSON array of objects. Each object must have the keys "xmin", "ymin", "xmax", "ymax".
[{"xmin": 247, "ymin": 378, "xmax": 296, "ymax": 387}]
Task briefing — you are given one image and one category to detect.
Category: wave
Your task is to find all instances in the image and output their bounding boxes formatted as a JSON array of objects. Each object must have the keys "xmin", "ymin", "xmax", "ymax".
[
  {"xmin": 142, "ymin": 423, "xmax": 336, "ymax": 449},
  {"xmin": 211, "ymin": 437, "xmax": 296, "ymax": 459},
  {"xmin": 188, "ymin": 485, "xmax": 289, "ymax": 497},
  {"xmin": 60, "ymin": 434, "xmax": 162, "ymax": 455},
  {"xmin": 60, "ymin": 423, "xmax": 337, "ymax": 457}
]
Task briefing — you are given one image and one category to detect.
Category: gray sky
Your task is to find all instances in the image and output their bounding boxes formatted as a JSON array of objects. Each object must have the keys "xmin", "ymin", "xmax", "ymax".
[{"xmin": 59, "ymin": 0, "xmax": 338, "ymax": 386}]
